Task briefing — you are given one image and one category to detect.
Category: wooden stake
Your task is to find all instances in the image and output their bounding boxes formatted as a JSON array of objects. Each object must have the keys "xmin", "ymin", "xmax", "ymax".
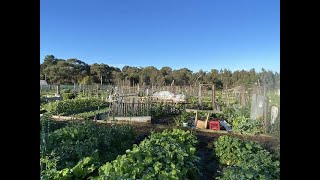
[
  {"xmin": 205, "ymin": 112, "xmax": 210, "ymax": 129},
  {"xmin": 212, "ymin": 85, "xmax": 215, "ymax": 111}
]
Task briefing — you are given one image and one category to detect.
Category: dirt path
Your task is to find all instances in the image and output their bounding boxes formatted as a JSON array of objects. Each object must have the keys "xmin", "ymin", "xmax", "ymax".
[{"xmin": 195, "ymin": 133, "xmax": 219, "ymax": 180}]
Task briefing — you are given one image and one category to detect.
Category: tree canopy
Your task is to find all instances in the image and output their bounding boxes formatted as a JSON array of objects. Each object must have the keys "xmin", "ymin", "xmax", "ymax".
[{"xmin": 40, "ymin": 55, "xmax": 280, "ymax": 90}]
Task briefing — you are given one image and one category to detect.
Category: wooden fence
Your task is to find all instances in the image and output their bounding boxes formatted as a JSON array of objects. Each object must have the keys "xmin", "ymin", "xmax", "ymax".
[{"xmin": 109, "ymin": 100, "xmax": 185, "ymax": 117}]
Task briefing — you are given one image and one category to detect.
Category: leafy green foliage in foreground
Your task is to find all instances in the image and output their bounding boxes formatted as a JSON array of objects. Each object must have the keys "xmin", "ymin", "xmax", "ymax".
[
  {"xmin": 214, "ymin": 135, "xmax": 280, "ymax": 180},
  {"xmin": 40, "ymin": 151, "xmax": 100, "ymax": 180},
  {"xmin": 42, "ymin": 121, "xmax": 135, "ymax": 170},
  {"xmin": 93, "ymin": 129, "xmax": 200, "ymax": 180}
]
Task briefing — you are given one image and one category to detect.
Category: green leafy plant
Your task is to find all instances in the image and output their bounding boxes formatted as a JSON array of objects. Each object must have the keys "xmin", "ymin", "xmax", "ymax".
[
  {"xmin": 214, "ymin": 135, "xmax": 280, "ymax": 180},
  {"xmin": 45, "ymin": 121, "xmax": 135, "ymax": 170},
  {"xmin": 222, "ymin": 103, "xmax": 250, "ymax": 124},
  {"xmin": 232, "ymin": 115, "xmax": 264, "ymax": 134},
  {"xmin": 173, "ymin": 111, "xmax": 193, "ymax": 126},
  {"xmin": 93, "ymin": 129, "xmax": 200, "ymax": 180},
  {"xmin": 200, "ymin": 97, "xmax": 213, "ymax": 110},
  {"xmin": 40, "ymin": 151, "xmax": 100, "ymax": 180},
  {"xmin": 187, "ymin": 96, "xmax": 199, "ymax": 109},
  {"xmin": 42, "ymin": 98, "xmax": 108, "ymax": 115},
  {"xmin": 197, "ymin": 111, "xmax": 208, "ymax": 120}
]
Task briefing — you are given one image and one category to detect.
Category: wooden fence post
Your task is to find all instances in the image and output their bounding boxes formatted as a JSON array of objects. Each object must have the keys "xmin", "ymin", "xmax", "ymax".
[{"xmin": 212, "ymin": 84, "xmax": 215, "ymax": 111}]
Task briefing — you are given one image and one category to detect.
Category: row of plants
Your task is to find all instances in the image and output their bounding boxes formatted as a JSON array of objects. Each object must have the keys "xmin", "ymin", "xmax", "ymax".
[
  {"xmin": 62, "ymin": 89, "xmax": 110, "ymax": 100},
  {"xmin": 42, "ymin": 98, "xmax": 108, "ymax": 115},
  {"xmin": 41, "ymin": 127, "xmax": 200, "ymax": 179},
  {"xmin": 40, "ymin": 116, "xmax": 136, "ymax": 179},
  {"xmin": 213, "ymin": 135, "xmax": 280, "ymax": 180},
  {"xmin": 74, "ymin": 107, "xmax": 110, "ymax": 120},
  {"xmin": 92, "ymin": 129, "xmax": 200, "ymax": 179}
]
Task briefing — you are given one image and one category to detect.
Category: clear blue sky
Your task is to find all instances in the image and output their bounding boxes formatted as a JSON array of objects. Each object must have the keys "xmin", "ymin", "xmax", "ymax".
[{"xmin": 40, "ymin": 0, "xmax": 279, "ymax": 73}]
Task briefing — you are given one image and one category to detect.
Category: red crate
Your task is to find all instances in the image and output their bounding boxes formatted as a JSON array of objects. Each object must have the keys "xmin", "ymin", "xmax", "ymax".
[{"xmin": 209, "ymin": 121, "xmax": 220, "ymax": 130}]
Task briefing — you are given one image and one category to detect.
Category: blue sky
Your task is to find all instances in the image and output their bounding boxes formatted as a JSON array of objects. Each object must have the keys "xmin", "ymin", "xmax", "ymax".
[{"xmin": 40, "ymin": 0, "xmax": 279, "ymax": 73}]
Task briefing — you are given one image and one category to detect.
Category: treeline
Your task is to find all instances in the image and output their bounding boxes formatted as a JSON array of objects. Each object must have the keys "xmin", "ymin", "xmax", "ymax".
[{"xmin": 40, "ymin": 55, "xmax": 280, "ymax": 90}]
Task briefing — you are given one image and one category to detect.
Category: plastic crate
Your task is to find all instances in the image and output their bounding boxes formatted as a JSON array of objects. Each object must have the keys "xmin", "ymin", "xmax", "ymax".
[{"xmin": 209, "ymin": 121, "xmax": 220, "ymax": 130}]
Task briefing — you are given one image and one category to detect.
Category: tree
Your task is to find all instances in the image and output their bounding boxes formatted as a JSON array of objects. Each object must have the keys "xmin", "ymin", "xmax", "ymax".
[
  {"xmin": 42, "ymin": 55, "xmax": 57, "ymax": 66},
  {"xmin": 79, "ymin": 76, "xmax": 93, "ymax": 85},
  {"xmin": 274, "ymin": 72, "xmax": 280, "ymax": 89},
  {"xmin": 40, "ymin": 54, "xmax": 279, "ymax": 89},
  {"xmin": 259, "ymin": 68, "xmax": 275, "ymax": 89},
  {"xmin": 160, "ymin": 67, "xmax": 173, "ymax": 86},
  {"xmin": 221, "ymin": 69, "xmax": 233, "ymax": 89},
  {"xmin": 108, "ymin": 66, "xmax": 121, "ymax": 84},
  {"xmin": 66, "ymin": 58, "xmax": 90, "ymax": 84},
  {"xmin": 112, "ymin": 70, "xmax": 124, "ymax": 85},
  {"xmin": 139, "ymin": 66, "xmax": 159, "ymax": 86},
  {"xmin": 172, "ymin": 68, "xmax": 193, "ymax": 86},
  {"xmin": 122, "ymin": 66, "xmax": 141, "ymax": 85},
  {"xmin": 191, "ymin": 69, "xmax": 206, "ymax": 85},
  {"xmin": 41, "ymin": 55, "xmax": 58, "ymax": 81},
  {"xmin": 90, "ymin": 63, "xmax": 110, "ymax": 85},
  {"xmin": 206, "ymin": 69, "xmax": 223, "ymax": 89},
  {"xmin": 43, "ymin": 60, "xmax": 73, "ymax": 84}
]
